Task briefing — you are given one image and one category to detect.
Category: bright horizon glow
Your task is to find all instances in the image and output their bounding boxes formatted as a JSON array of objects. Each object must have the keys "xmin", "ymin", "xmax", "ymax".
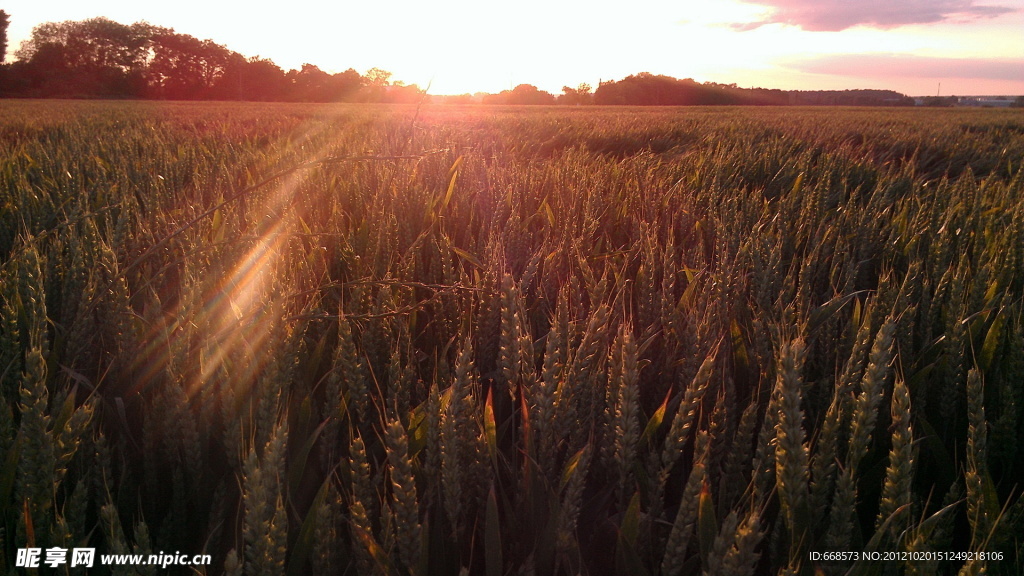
[{"xmin": 3, "ymin": 0, "xmax": 1022, "ymax": 96}]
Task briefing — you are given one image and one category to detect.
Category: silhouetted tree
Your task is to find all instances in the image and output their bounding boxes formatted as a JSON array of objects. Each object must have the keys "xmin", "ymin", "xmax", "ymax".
[
  {"xmin": 381, "ymin": 81, "xmax": 426, "ymax": 104},
  {"xmin": 594, "ymin": 73, "xmax": 718, "ymax": 105},
  {"xmin": 148, "ymin": 32, "xmax": 232, "ymax": 99},
  {"xmin": 510, "ymin": 84, "xmax": 555, "ymax": 104},
  {"xmin": 558, "ymin": 83, "xmax": 593, "ymax": 105},
  {"xmin": 287, "ymin": 63, "xmax": 330, "ymax": 101},
  {"xmin": 284, "ymin": 64, "xmax": 363, "ymax": 102},
  {"xmin": 365, "ymin": 67, "xmax": 391, "ymax": 87},
  {"xmin": 0, "ymin": 11, "xmax": 9, "ymax": 96},
  {"xmin": 0, "ymin": 10, "xmax": 9, "ymax": 62},
  {"xmin": 13, "ymin": 18, "xmax": 156, "ymax": 97},
  {"xmin": 17, "ymin": 19, "xmax": 155, "ymax": 72},
  {"xmin": 214, "ymin": 54, "xmax": 288, "ymax": 100},
  {"xmin": 326, "ymin": 68, "xmax": 365, "ymax": 102},
  {"xmin": 358, "ymin": 67, "xmax": 392, "ymax": 102},
  {"xmin": 484, "ymin": 84, "xmax": 555, "ymax": 105},
  {"xmin": 23, "ymin": 42, "xmax": 70, "ymax": 86}
]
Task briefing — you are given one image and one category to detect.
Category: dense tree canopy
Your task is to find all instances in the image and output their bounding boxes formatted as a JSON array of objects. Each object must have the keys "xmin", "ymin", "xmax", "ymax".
[
  {"xmin": 594, "ymin": 73, "xmax": 912, "ymax": 106},
  {"xmin": 0, "ymin": 16, "xmax": 420, "ymax": 102},
  {"xmin": 482, "ymin": 84, "xmax": 557, "ymax": 105},
  {"xmin": 559, "ymin": 83, "xmax": 593, "ymax": 105}
]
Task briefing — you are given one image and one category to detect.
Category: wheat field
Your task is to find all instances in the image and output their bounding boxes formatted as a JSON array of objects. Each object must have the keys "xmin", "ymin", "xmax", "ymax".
[{"xmin": 0, "ymin": 101, "xmax": 1022, "ymax": 575}]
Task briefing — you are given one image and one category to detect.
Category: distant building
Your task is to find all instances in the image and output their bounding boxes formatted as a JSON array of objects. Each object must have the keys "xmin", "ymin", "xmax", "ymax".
[{"xmin": 957, "ymin": 96, "xmax": 1016, "ymax": 108}]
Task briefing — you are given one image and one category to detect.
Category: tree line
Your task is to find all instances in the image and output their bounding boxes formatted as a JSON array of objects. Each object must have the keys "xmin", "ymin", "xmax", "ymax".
[
  {"xmin": 448, "ymin": 76, "xmax": 913, "ymax": 107},
  {"xmin": 590, "ymin": 73, "xmax": 914, "ymax": 106},
  {"xmin": 0, "ymin": 16, "xmax": 423, "ymax": 102},
  {"xmin": 0, "ymin": 14, "xmax": 916, "ymax": 106}
]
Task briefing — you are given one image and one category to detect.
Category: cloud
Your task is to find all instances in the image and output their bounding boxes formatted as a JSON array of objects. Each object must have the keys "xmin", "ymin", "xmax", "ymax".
[
  {"xmin": 785, "ymin": 53, "xmax": 1024, "ymax": 81},
  {"xmin": 736, "ymin": 0, "xmax": 1016, "ymax": 31}
]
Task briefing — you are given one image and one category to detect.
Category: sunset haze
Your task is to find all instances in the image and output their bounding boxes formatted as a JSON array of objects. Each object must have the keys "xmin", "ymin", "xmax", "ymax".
[{"xmin": 3, "ymin": 0, "xmax": 1022, "ymax": 96}]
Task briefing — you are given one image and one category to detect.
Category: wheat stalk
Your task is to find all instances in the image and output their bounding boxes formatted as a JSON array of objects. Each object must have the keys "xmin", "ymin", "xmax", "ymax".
[
  {"xmin": 612, "ymin": 325, "xmax": 640, "ymax": 503},
  {"xmin": 774, "ymin": 338, "xmax": 809, "ymax": 567},
  {"xmin": 661, "ymin": 430, "xmax": 709, "ymax": 576},
  {"xmin": 386, "ymin": 418, "xmax": 422, "ymax": 574},
  {"xmin": 660, "ymin": 351, "xmax": 716, "ymax": 490},
  {"xmin": 876, "ymin": 376, "xmax": 914, "ymax": 538}
]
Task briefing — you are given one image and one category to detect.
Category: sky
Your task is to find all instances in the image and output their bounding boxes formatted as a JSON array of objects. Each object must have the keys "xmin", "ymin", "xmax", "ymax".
[{"xmin": 2, "ymin": 0, "xmax": 1022, "ymax": 96}]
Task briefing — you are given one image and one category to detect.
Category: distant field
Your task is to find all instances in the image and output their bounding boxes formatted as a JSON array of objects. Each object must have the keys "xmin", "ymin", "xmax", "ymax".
[{"xmin": 1, "ymin": 101, "xmax": 1022, "ymax": 575}]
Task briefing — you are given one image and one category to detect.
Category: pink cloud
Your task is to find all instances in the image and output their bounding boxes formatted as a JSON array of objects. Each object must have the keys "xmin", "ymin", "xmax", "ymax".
[
  {"xmin": 785, "ymin": 53, "xmax": 1024, "ymax": 81},
  {"xmin": 737, "ymin": 0, "xmax": 1016, "ymax": 31}
]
